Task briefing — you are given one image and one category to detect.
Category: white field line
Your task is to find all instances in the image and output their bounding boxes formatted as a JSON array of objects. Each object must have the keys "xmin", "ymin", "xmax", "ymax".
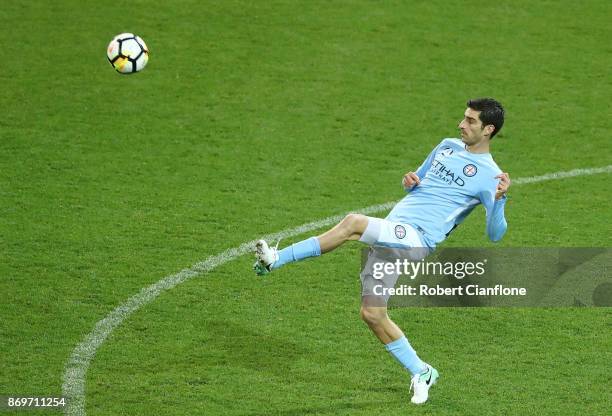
[
  {"xmin": 512, "ymin": 165, "xmax": 612, "ymax": 185},
  {"xmin": 62, "ymin": 164, "xmax": 612, "ymax": 416}
]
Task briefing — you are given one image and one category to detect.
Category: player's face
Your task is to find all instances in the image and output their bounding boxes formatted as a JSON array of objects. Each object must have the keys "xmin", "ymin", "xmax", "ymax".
[{"xmin": 458, "ymin": 108, "xmax": 492, "ymax": 145}]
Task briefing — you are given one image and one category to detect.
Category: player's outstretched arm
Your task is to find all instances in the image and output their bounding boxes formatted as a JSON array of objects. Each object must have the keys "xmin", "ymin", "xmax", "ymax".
[{"xmin": 484, "ymin": 173, "xmax": 511, "ymax": 242}]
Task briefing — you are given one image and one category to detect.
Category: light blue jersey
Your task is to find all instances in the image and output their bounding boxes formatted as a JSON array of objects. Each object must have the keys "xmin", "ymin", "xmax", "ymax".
[{"xmin": 387, "ymin": 138, "xmax": 507, "ymax": 249}]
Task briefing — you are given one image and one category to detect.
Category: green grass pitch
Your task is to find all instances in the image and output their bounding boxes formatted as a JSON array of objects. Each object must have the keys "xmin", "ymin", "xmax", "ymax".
[{"xmin": 1, "ymin": 0, "xmax": 611, "ymax": 415}]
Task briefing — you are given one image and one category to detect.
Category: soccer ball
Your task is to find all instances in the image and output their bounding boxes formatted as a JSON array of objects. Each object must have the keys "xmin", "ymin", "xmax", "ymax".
[{"xmin": 106, "ymin": 33, "xmax": 149, "ymax": 74}]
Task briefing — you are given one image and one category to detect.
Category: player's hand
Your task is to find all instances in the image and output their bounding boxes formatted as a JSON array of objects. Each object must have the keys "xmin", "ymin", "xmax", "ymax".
[
  {"xmin": 495, "ymin": 172, "xmax": 511, "ymax": 200},
  {"xmin": 402, "ymin": 172, "xmax": 421, "ymax": 189}
]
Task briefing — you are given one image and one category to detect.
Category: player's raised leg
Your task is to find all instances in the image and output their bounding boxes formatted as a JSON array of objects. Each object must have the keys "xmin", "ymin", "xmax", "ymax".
[
  {"xmin": 254, "ymin": 214, "xmax": 369, "ymax": 275},
  {"xmin": 318, "ymin": 213, "xmax": 369, "ymax": 252}
]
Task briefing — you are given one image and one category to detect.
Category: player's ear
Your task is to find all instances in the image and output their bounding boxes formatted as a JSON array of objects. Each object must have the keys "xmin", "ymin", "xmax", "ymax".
[{"xmin": 484, "ymin": 124, "xmax": 495, "ymax": 137}]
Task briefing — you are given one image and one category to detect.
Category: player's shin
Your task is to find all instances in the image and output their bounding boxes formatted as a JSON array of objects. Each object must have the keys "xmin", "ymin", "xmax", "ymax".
[
  {"xmin": 273, "ymin": 237, "xmax": 321, "ymax": 269},
  {"xmin": 385, "ymin": 335, "xmax": 428, "ymax": 376}
]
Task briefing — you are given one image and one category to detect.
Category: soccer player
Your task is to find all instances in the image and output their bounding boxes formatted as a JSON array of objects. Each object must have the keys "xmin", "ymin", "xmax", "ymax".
[{"xmin": 253, "ymin": 98, "xmax": 510, "ymax": 404}]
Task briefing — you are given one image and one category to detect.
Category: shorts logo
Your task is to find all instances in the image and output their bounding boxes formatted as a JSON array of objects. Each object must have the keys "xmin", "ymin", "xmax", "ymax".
[
  {"xmin": 394, "ymin": 225, "xmax": 407, "ymax": 239},
  {"xmin": 463, "ymin": 164, "xmax": 477, "ymax": 177}
]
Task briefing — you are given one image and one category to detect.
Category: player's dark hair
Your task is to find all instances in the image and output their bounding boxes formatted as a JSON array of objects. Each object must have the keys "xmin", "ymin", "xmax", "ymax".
[{"xmin": 467, "ymin": 98, "xmax": 505, "ymax": 139}]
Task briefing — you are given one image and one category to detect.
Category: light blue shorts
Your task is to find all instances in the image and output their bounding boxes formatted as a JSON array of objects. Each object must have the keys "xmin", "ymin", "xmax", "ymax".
[{"xmin": 359, "ymin": 217, "xmax": 431, "ymax": 304}]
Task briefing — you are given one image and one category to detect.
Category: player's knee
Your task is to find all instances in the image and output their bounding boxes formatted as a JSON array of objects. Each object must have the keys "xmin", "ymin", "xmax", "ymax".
[
  {"xmin": 341, "ymin": 213, "xmax": 368, "ymax": 237},
  {"xmin": 360, "ymin": 305, "xmax": 387, "ymax": 327}
]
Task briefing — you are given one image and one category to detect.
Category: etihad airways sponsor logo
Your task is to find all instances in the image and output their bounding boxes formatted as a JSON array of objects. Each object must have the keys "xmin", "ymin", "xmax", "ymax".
[{"xmin": 431, "ymin": 159, "xmax": 466, "ymax": 186}]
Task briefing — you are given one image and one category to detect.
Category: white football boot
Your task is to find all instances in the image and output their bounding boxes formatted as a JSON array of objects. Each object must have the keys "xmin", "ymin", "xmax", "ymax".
[
  {"xmin": 253, "ymin": 239, "xmax": 279, "ymax": 275},
  {"xmin": 410, "ymin": 364, "xmax": 439, "ymax": 404}
]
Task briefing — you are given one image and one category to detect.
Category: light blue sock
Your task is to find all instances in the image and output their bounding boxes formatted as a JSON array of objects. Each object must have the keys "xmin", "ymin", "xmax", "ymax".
[
  {"xmin": 272, "ymin": 237, "xmax": 321, "ymax": 269},
  {"xmin": 385, "ymin": 336, "xmax": 427, "ymax": 376}
]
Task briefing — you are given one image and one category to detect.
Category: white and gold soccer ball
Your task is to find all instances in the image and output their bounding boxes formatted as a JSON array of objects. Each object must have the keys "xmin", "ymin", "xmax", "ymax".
[{"xmin": 106, "ymin": 33, "xmax": 149, "ymax": 74}]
